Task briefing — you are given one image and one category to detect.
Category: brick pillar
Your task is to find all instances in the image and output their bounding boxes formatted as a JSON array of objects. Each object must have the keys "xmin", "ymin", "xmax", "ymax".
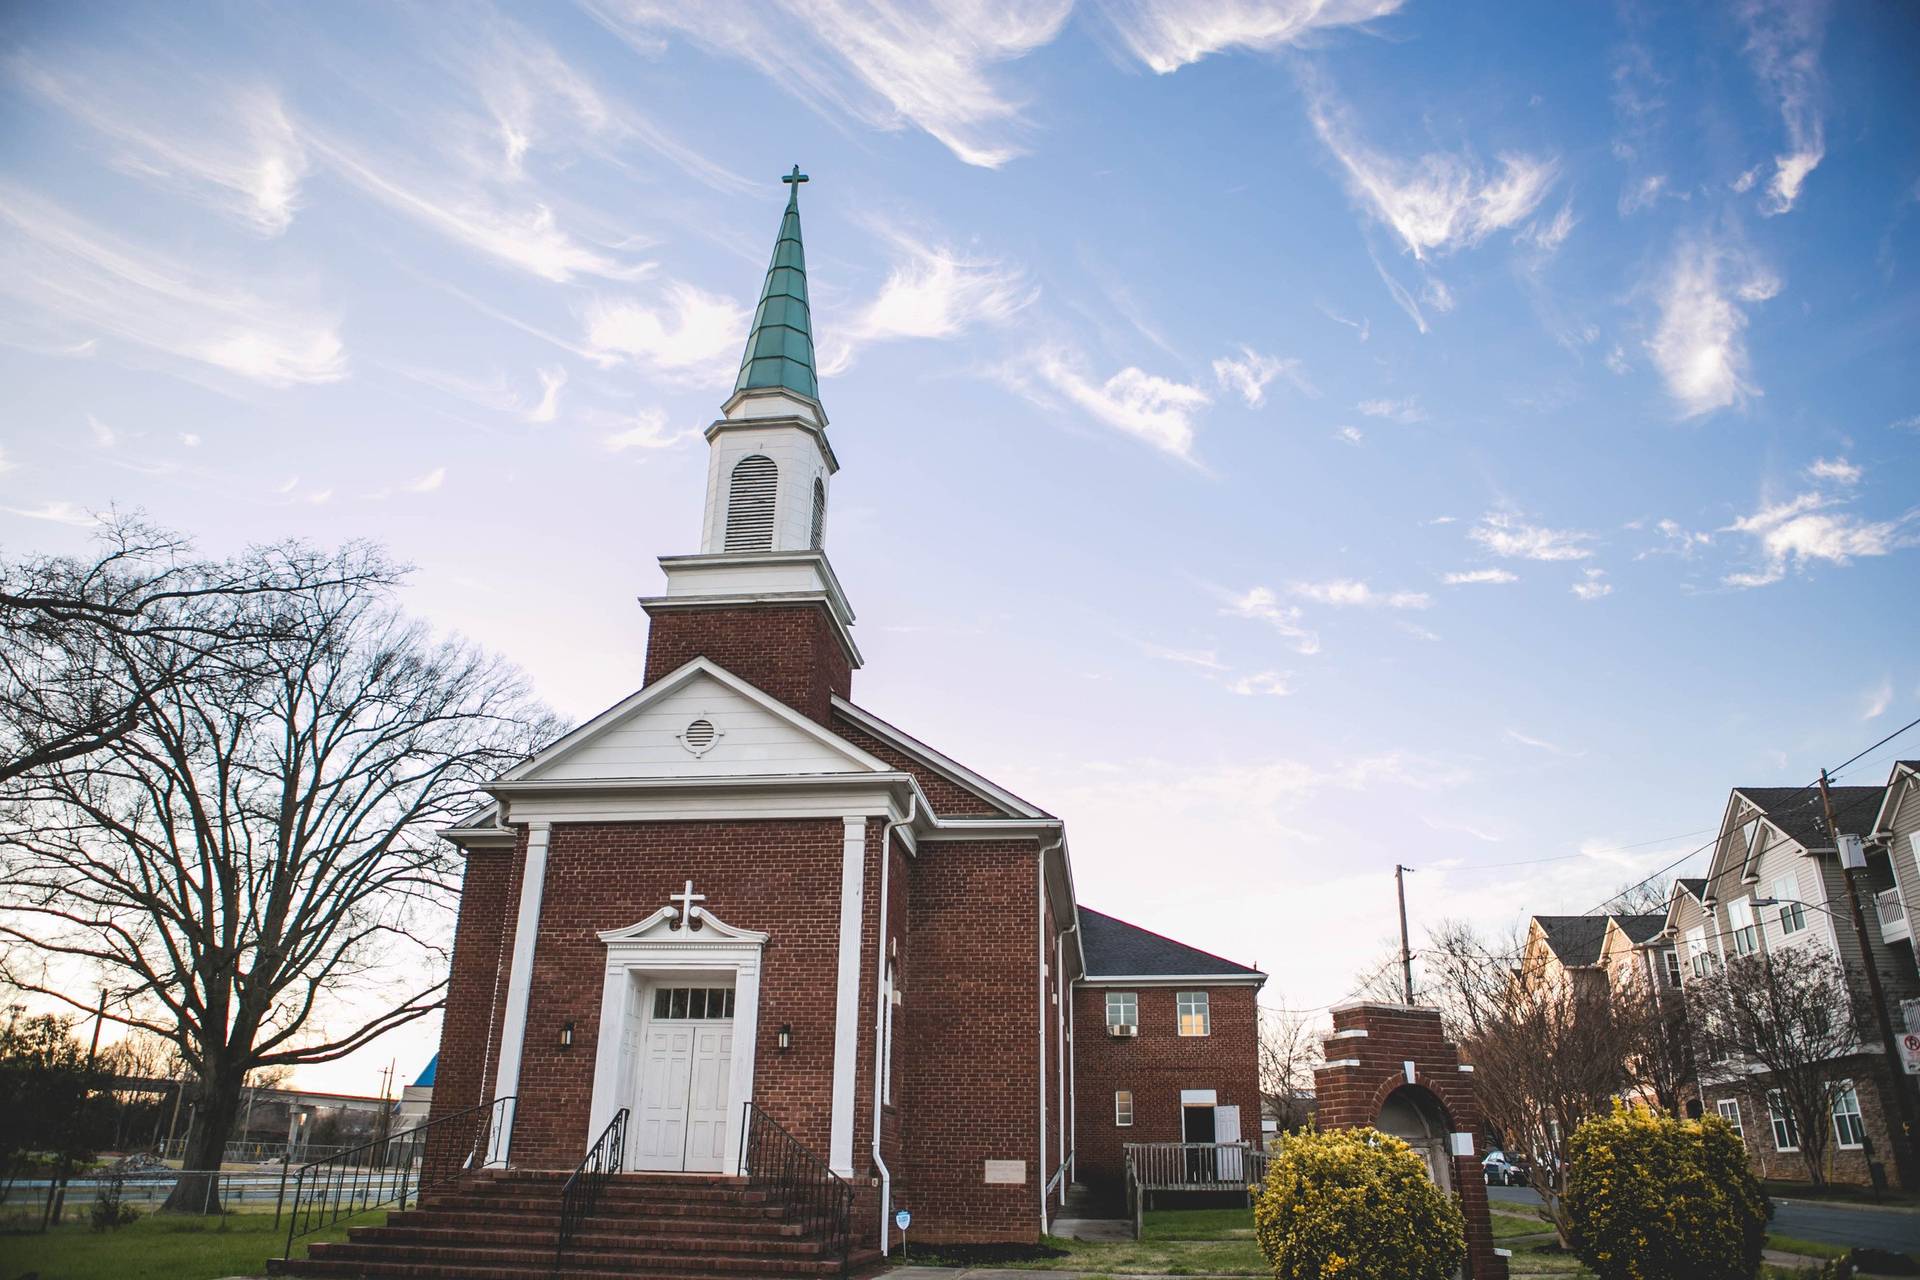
[
  {"xmin": 641, "ymin": 601, "xmax": 852, "ymax": 724},
  {"xmin": 1313, "ymin": 1002, "xmax": 1508, "ymax": 1280}
]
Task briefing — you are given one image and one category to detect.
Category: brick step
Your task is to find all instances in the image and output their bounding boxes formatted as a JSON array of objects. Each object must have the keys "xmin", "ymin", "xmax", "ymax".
[
  {"xmin": 346, "ymin": 1223, "xmax": 828, "ymax": 1255},
  {"xmin": 374, "ymin": 1210, "xmax": 805, "ymax": 1240},
  {"xmin": 431, "ymin": 1185, "xmax": 773, "ymax": 1209},
  {"xmin": 291, "ymin": 1240, "xmax": 849, "ymax": 1278}
]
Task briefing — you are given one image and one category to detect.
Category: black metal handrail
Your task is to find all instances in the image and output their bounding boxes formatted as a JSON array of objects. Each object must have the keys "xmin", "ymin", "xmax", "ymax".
[
  {"xmin": 281, "ymin": 1094, "xmax": 513, "ymax": 1262},
  {"xmin": 737, "ymin": 1100, "xmax": 854, "ymax": 1273},
  {"xmin": 553, "ymin": 1107, "xmax": 627, "ymax": 1276}
]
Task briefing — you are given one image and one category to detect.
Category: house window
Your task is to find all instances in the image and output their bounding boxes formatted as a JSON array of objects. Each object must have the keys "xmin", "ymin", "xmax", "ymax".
[
  {"xmin": 1729, "ymin": 898, "xmax": 1759, "ymax": 956},
  {"xmin": 809, "ymin": 477, "xmax": 827, "ymax": 549},
  {"xmin": 1106, "ymin": 991, "xmax": 1138, "ymax": 1030},
  {"xmin": 1768, "ymin": 1091, "xmax": 1801, "ymax": 1152},
  {"xmin": 1773, "ymin": 876, "xmax": 1807, "ymax": 935},
  {"xmin": 1177, "ymin": 992, "xmax": 1210, "ymax": 1037},
  {"xmin": 1115, "ymin": 1090, "xmax": 1134, "ymax": 1126},
  {"xmin": 1716, "ymin": 1099, "xmax": 1743, "ymax": 1137},
  {"xmin": 723, "ymin": 454, "xmax": 778, "ymax": 551},
  {"xmin": 1832, "ymin": 1083, "xmax": 1865, "ymax": 1149},
  {"xmin": 1663, "ymin": 949, "xmax": 1682, "ymax": 988},
  {"xmin": 1686, "ymin": 926, "xmax": 1712, "ymax": 978}
]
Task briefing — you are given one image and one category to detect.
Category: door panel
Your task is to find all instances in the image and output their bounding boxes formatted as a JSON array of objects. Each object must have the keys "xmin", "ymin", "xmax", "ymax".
[
  {"xmin": 635, "ymin": 1026, "xmax": 694, "ymax": 1170},
  {"xmin": 684, "ymin": 1026, "xmax": 734, "ymax": 1172}
]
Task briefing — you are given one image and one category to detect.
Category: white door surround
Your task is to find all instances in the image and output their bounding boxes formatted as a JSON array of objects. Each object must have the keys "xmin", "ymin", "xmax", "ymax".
[{"xmin": 589, "ymin": 901, "xmax": 768, "ymax": 1176}]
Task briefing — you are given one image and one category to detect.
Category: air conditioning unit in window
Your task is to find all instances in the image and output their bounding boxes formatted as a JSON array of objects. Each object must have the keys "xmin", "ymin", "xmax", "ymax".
[{"xmin": 1107, "ymin": 1023, "xmax": 1138, "ymax": 1038}]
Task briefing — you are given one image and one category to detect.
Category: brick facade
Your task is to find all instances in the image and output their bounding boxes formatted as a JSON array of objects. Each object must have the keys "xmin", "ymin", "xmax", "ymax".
[
  {"xmin": 642, "ymin": 602, "xmax": 851, "ymax": 724},
  {"xmin": 1070, "ymin": 983, "xmax": 1262, "ymax": 1193},
  {"xmin": 1699, "ymin": 1055, "xmax": 1906, "ymax": 1189},
  {"xmin": 1314, "ymin": 1003, "xmax": 1508, "ymax": 1280}
]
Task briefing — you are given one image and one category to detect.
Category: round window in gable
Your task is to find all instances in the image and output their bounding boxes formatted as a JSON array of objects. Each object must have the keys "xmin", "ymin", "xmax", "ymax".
[{"xmin": 678, "ymin": 718, "xmax": 721, "ymax": 756}]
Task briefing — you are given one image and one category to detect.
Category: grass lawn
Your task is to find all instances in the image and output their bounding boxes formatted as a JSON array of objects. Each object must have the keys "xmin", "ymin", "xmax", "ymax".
[{"xmin": 0, "ymin": 1210, "xmax": 351, "ymax": 1280}]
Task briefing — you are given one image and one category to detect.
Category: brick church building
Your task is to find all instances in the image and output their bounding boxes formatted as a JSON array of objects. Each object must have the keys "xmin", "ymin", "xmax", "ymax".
[{"xmin": 410, "ymin": 171, "xmax": 1267, "ymax": 1261}]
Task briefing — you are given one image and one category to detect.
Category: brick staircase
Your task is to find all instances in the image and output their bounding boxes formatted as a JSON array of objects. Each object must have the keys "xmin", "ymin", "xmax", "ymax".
[{"xmin": 269, "ymin": 1169, "xmax": 879, "ymax": 1279}]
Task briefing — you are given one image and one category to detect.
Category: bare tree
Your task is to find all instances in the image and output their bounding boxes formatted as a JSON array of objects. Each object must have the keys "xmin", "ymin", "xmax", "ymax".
[
  {"xmin": 1612, "ymin": 962, "xmax": 1693, "ymax": 1117},
  {"xmin": 0, "ymin": 514, "xmax": 398, "ymax": 784},
  {"xmin": 1424, "ymin": 920, "xmax": 1629, "ymax": 1242},
  {"xmin": 0, "ymin": 558, "xmax": 559, "ymax": 1211},
  {"xmin": 1690, "ymin": 946, "xmax": 1863, "ymax": 1187},
  {"xmin": 1259, "ymin": 1004, "xmax": 1323, "ymax": 1132},
  {"xmin": 1598, "ymin": 876, "xmax": 1671, "ymax": 918}
]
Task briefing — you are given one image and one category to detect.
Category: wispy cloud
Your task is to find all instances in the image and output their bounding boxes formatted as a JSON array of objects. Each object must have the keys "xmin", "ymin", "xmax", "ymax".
[
  {"xmin": 1646, "ymin": 239, "xmax": 1779, "ymax": 417},
  {"xmin": 584, "ymin": 283, "xmax": 748, "ymax": 378},
  {"xmin": 1570, "ymin": 567, "xmax": 1613, "ymax": 600},
  {"xmin": 587, "ymin": 0, "xmax": 1069, "ymax": 168},
  {"xmin": 405, "ymin": 467, "xmax": 446, "ymax": 493},
  {"xmin": 1356, "ymin": 396, "xmax": 1424, "ymax": 423},
  {"xmin": 1228, "ymin": 671, "xmax": 1293, "ymax": 697},
  {"xmin": 0, "ymin": 185, "xmax": 345, "ymax": 386},
  {"xmin": 527, "ymin": 367, "xmax": 567, "ymax": 423},
  {"xmin": 1737, "ymin": 0, "xmax": 1829, "ymax": 216},
  {"xmin": 1307, "ymin": 79, "xmax": 1557, "ymax": 261},
  {"xmin": 1721, "ymin": 492, "xmax": 1920, "ymax": 587},
  {"xmin": 1469, "ymin": 511, "xmax": 1595, "ymax": 561},
  {"xmin": 1012, "ymin": 351, "xmax": 1210, "ymax": 460},
  {"xmin": 1223, "ymin": 586, "xmax": 1320, "ymax": 655},
  {"xmin": 11, "ymin": 58, "xmax": 308, "ymax": 235},
  {"xmin": 1104, "ymin": 0, "xmax": 1405, "ymax": 74},
  {"xmin": 1333, "ymin": 425, "xmax": 1364, "ymax": 445},
  {"xmin": 1140, "ymin": 642, "xmax": 1226, "ymax": 670},
  {"xmin": 1211, "ymin": 347, "xmax": 1309, "ymax": 408},
  {"xmin": 1443, "ymin": 568, "xmax": 1518, "ymax": 585},
  {"xmin": 87, "ymin": 415, "xmax": 116, "ymax": 449},
  {"xmin": 1806, "ymin": 456, "xmax": 1860, "ymax": 484},
  {"xmin": 0, "ymin": 446, "xmax": 12, "ymax": 476},
  {"xmin": 822, "ymin": 228, "xmax": 1032, "ymax": 374},
  {"xmin": 1861, "ymin": 676, "xmax": 1893, "ymax": 721},
  {"xmin": 1523, "ymin": 203, "xmax": 1577, "ymax": 254},
  {"xmin": 395, "ymin": 364, "xmax": 571, "ymax": 422},
  {"xmin": 1506, "ymin": 728, "xmax": 1584, "ymax": 757},
  {"xmin": 3, "ymin": 501, "xmax": 98, "ymax": 526},
  {"xmin": 597, "ymin": 406, "xmax": 696, "ymax": 452},
  {"xmin": 1291, "ymin": 579, "xmax": 1430, "ymax": 609}
]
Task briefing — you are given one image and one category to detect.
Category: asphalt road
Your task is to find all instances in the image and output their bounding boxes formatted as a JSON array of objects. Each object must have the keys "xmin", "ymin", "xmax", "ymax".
[{"xmin": 1487, "ymin": 1184, "xmax": 1920, "ymax": 1255}]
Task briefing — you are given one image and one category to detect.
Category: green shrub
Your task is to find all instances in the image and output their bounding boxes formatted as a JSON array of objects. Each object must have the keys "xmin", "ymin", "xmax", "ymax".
[
  {"xmin": 1252, "ymin": 1126, "xmax": 1466, "ymax": 1280},
  {"xmin": 1565, "ymin": 1102, "xmax": 1770, "ymax": 1280}
]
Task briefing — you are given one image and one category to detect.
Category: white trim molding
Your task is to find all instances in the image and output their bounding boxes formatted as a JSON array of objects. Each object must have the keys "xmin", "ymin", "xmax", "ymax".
[
  {"xmin": 490, "ymin": 821, "xmax": 551, "ymax": 1165},
  {"xmin": 829, "ymin": 817, "xmax": 867, "ymax": 1176},
  {"xmin": 587, "ymin": 903, "xmax": 770, "ymax": 1176}
]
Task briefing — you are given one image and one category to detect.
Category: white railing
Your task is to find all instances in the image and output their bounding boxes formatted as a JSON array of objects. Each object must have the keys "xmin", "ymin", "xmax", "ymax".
[{"xmin": 1878, "ymin": 888, "xmax": 1909, "ymax": 938}]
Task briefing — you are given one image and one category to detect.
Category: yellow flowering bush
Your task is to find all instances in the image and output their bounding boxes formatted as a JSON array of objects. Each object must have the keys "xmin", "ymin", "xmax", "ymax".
[
  {"xmin": 1252, "ymin": 1127, "xmax": 1466, "ymax": 1280},
  {"xmin": 1565, "ymin": 1102, "xmax": 1770, "ymax": 1280}
]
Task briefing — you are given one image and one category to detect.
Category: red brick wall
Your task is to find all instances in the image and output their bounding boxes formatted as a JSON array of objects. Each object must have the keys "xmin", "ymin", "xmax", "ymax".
[
  {"xmin": 896, "ymin": 838, "xmax": 1043, "ymax": 1243},
  {"xmin": 506, "ymin": 819, "xmax": 850, "ymax": 1167},
  {"xmin": 423, "ymin": 844, "xmax": 515, "ymax": 1178},
  {"xmin": 643, "ymin": 603, "xmax": 851, "ymax": 724},
  {"xmin": 1071, "ymin": 984, "xmax": 1262, "ymax": 1192},
  {"xmin": 1702, "ymin": 1056, "xmax": 1908, "ymax": 1190},
  {"xmin": 1314, "ymin": 1004, "xmax": 1507, "ymax": 1280}
]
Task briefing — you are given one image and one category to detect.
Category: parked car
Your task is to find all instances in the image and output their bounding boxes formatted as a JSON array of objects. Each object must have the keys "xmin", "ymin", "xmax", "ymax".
[{"xmin": 1482, "ymin": 1150, "xmax": 1529, "ymax": 1186}]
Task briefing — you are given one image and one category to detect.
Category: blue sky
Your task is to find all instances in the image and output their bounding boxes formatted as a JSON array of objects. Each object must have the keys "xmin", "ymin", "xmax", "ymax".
[{"xmin": 3, "ymin": 1, "xmax": 1917, "ymax": 1093}]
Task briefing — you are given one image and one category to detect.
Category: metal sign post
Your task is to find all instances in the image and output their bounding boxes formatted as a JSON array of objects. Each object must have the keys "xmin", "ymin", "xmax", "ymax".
[{"xmin": 895, "ymin": 1207, "xmax": 911, "ymax": 1259}]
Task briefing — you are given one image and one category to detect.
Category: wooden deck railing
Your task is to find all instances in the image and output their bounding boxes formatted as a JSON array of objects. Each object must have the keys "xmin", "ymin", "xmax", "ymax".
[{"xmin": 1122, "ymin": 1141, "xmax": 1271, "ymax": 1237}]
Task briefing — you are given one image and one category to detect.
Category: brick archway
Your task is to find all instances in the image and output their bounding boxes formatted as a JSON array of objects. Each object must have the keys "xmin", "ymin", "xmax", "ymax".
[{"xmin": 1313, "ymin": 1002, "xmax": 1508, "ymax": 1280}]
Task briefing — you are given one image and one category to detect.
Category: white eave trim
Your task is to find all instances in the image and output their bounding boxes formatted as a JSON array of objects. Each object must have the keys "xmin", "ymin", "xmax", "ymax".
[
  {"xmin": 830, "ymin": 697, "xmax": 1046, "ymax": 820},
  {"xmin": 1078, "ymin": 973, "xmax": 1269, "ymax": 986}
]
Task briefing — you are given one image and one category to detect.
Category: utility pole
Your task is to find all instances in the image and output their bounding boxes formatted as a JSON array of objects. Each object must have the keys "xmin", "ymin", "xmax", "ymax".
[
  {"xmin": 1395, "ymin": 865, "xmax": 1415, "ymax": 1005},
  {"xmin": 1819, "ymin": 769, "xmax": 1920, "ymax": 1182}
]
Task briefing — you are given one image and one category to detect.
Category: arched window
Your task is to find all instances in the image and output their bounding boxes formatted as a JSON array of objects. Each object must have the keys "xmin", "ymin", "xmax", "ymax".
[
  {"xmin": 723, "ymin": 455, "xmax": 777, "ymax": 551},
  {"xmin": 809, "ymin": 477, "xmax": 827, "ymax": 550}
]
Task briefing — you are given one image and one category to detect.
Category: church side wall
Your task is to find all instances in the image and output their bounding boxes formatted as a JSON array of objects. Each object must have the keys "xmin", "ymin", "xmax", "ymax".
[
  {"xmin": 1070, "ymin": 983, "xmax": 1262, "ymax": 1193},
  {"xmin": 831, "ymin": 716, "xmax": 1003, "ymax": 818},
  {"xmin": 898, "ymin": 837, "xmax": 1043, "ymax": 1244},
  {"xmin": 423, "ymin": 843, "xmax": 516, "ymax": 1180},
  {"xmin": 506, "ymin": 818, "xmax": 847, "ymax": 1167},
  {"xmin": 876, "ymin": 833, "xmax": 912, "ymax": 1250}
]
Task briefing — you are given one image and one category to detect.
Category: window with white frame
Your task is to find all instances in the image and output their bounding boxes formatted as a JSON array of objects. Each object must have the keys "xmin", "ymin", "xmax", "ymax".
[
  {"xmin": 1832, "ymin": 1082, "xmax": 1865, "ymax": 1149},
  {"xmin": 1177, "ymin": 991, "xmax": 1211, "ymax": 1037},
  {"xmin": 1715, "ymin": 1099, "xmax": 1743, "ymax": 1137},
  {"xmin": 1115, "ymin": 1090, "xmax": 1134, "ymax": 1126},
  {"xmin": 1773, "ymin": 875, "xmax": 1807, "ymax": 935},
  {"xmin": 1686, "ymin": 926, "xmax": 1712, "ymax": 978},
  {"xmin": 1768, "ymin": 1091, "xmax": 1801, "ymax": 1152},
  {"xmin": 1106, "ymin": 991, "xmax": 1138, "ymax": 1031},
  {"xmin": 1663, "ymin": 949, "xmax": 1682, "ymax": 988},
  {"xmin": 1729, "ymin": 897, "xmax": 1759, "ymax": 956}
]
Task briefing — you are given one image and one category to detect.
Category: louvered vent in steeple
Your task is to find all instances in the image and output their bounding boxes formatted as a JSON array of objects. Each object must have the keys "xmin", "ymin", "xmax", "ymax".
[{"xmin": 723, "ymin": 455, "xmax": 778, "ymax": 551}]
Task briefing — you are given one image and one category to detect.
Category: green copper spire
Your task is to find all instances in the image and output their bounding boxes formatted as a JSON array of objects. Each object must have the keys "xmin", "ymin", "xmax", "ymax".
[{"xmin": 733, "ymin": 165, "xmax": 818, "ymax": 403}]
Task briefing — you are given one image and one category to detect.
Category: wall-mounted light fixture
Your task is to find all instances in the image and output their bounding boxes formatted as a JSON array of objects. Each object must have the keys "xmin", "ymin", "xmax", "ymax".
[
  {"xmin": 777, "ymin": 1023, "xmax": 792, "ymax": 1052},
  {"xmin": 560, "ymin": 1021, "xmax": 574, "ymax": 1050}
]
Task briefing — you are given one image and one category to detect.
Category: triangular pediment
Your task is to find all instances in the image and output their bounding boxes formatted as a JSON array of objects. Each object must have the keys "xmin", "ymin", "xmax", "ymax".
[
  {"xmin": 503, "ymin": 657, "xmax": 889, "ymax": 784},
  {"xmin": 599, "ymin": 905, "xmax": 769, "ymax": 947}
]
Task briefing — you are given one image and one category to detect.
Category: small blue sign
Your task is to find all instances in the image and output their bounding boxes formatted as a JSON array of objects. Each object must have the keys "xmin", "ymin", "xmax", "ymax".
[{"xmin": 895, "ymin": 1208, "xmax": 912, "ymax": 1231}]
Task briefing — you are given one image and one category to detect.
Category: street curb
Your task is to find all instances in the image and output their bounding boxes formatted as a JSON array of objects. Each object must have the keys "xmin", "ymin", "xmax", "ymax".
[{"xmin": 1776, "ymin": 1196, "xmax": 1920, "ymax": 1218}]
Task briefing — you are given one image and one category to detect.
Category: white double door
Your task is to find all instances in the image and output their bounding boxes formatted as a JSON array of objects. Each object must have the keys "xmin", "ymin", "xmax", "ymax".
[{"xmin": 626, "ymin": 983, "xmax": 735, "ymax": 1172}]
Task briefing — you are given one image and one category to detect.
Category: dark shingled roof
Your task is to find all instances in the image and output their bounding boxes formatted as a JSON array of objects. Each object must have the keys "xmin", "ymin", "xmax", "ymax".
[
  {"xmin": 1078, "ymin": 907, "xmax": 1264, "ymax": 979},
  {"xmin": 1532, "ymin": 916, "xmax": 1613, "ymax": 967},
  {"xmin": 1736, "ymin": 785, "xmax": 1886, "ymax": 850},
  {"xmin": 1614, "ymin": 913, "xmax": 1667, "ymax": 945}
]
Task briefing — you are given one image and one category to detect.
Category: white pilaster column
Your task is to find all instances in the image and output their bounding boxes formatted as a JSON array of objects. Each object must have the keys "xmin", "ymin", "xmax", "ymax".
[
  {"xmin": 828, "ymin": 816, "xmax": 868, "ymax": 1176},
  {"xmin": 490, "ymin": 821, "xmax": 552, "ymax": 1165}
]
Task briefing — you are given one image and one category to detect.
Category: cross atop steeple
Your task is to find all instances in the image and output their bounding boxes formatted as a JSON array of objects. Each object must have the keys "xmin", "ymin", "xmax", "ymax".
[
  {"xmin": 733, "ymin": 165, "xmax": 818, "ymax": 403},
  {"xmin": 782, "ymin": 164, "xmax": 809, "ymax": 190}
]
